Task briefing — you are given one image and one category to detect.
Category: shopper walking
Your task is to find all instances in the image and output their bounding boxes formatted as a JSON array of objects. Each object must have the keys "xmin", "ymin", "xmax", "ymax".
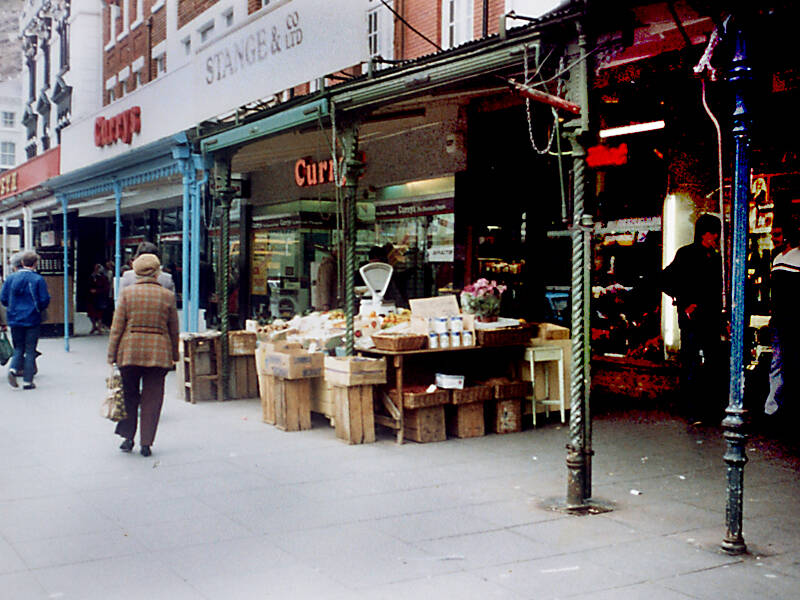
[
  {"xmin": 107, "ymin": 253, "xmax": 179, "ymax": 456},
  {"xmin": 119, "ymin": 241, "xmax": 175, "ymax": 293},
  {"xmin": 661, "ymin": 214, "xmax": 724, "ymax": 422},
  {"xmin": 88, "ymin": 263, "xmax": 110, "ymax": 335},
  {"xmin": 0, "ymin": 251, "xmax": 51, "ymax": 389}
]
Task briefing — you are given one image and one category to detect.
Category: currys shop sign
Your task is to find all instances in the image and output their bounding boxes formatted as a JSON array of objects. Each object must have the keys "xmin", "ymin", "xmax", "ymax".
[{"xmin": 194, "ymin": 0, "xmax": 368, "ymax": 121}]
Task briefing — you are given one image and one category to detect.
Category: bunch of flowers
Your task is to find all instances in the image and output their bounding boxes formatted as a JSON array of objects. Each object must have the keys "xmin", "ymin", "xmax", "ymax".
[{"xmin": 460, "ymin": 278, "xmax": 506, "ymax": 320}]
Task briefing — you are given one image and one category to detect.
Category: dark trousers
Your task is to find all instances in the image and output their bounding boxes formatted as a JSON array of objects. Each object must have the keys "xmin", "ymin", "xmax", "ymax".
[
  {"xmin": 115, "ymin": 366, "xmax": 167, "ymax": 446},
  {"xmin": 679, "ymin": 323, "xmax": 724, "ymax": 421},
  {"xmin": 10, "ymin": 325, "xmax": 40, "ymax": 384}
]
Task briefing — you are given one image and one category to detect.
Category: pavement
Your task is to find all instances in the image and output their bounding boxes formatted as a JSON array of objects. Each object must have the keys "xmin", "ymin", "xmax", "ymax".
[{"xmin": 1, "ymin": 333, "xmax": 799, "ymax": 600}]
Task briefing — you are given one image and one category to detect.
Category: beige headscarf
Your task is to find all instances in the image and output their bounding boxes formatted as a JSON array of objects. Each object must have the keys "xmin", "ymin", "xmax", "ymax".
[{"xmin": 132, "ymin": 253, "xmax": 161, "ymax": 279}]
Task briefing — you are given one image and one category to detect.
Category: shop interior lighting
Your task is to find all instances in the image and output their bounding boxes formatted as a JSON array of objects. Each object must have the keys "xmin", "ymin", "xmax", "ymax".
[{"xmin": 599, "ymin": 120, "xmax": 666, "ymax": 139}]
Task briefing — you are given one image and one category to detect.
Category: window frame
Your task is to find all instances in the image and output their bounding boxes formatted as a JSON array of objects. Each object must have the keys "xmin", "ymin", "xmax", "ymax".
[{"xmin": 0, "ymin": 141, "xmax": 15, "ymax": 165}]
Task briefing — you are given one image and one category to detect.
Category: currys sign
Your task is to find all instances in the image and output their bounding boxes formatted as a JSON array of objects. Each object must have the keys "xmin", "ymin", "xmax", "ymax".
[{"xmin": 94, "ymin": 107, "xmax": 142, "ymax": 147}]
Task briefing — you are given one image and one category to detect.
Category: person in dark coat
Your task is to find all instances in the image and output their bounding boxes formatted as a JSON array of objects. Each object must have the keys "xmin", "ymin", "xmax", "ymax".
[
  {"xmin": 1, "ymin": 251, "xmax": 50, "ymax": 389},
  {"xmin": 107, "ymin": 254, "xmax": 179, "ymax": 457},
  {"xmin": 88, "ymin": 263, "xmax": 110, "ymax": 335},
  {"xmin": 661, "ymin": 214, "xmax": 724, "ymax": 422}
]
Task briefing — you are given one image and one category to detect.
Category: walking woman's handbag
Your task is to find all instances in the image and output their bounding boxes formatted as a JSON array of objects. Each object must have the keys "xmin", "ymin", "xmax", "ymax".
[
  {"xmin": 0, "ymin": 330, "xmax": 12, "ymax": 366},
  {"xmin": 101, "ymin": 366, "xmax": 127, "ymax": 422}
]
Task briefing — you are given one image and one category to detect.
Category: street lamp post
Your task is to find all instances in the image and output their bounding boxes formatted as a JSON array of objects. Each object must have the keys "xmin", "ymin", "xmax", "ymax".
[{"xmin": 721, "ymin": 18, "xmax": 751, "ymax": 556}]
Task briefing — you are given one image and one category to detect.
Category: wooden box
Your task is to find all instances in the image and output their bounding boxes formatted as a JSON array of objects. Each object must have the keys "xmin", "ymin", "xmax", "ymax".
[
  {"xmin": 451, "ymin": 385, "xmax": 492, "ymax": 405},
  {"xmin": 228, "ymin": 330, "xmax": 257, "ymax": 355},
  {"xmin": 475, "ymin": 324, "xmax": 535, "ymax": 347},
  {"xmin": 392, "ymin": 388, "xmax": 450, "ymax": 409},
  {"xmin": 273, "ymin": 377, "xmax": 312, "ymax": 432},
  {"xmin": 258, "ymin": 373, "xmax": 276, "ymax": 424},
  {"xmin": 227, "ymin": 355, "xmax": 259, "ymax": 399},
  {"xmin": 333, "ymin": 384, "xmax": 376, "ymax": 444},
  {"xmin": 446, "ymin": 402, "xmax": 485, "ymax": 438},
  {"xmin": 491, "ymin": 398, "xmax": 522, "ymax": 434},
  {"xmin": 325, "ymin": 356, "xmax": 387, "ymax": 386},
  {"xmin": 403, "ymin": 405, "xmax": 446, "ymax": 443},
  {"xmin": 492, "ymin": 381, "xmax": 529, "ymax": 400}
]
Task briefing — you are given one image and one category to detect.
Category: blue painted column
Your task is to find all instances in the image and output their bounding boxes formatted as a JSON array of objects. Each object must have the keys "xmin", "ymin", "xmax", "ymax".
[
  {"xmin": 722, "ymin": 17, "xmax": 751, "ymax": 556},
  {"xmin": 114, "ymin": 182, "xmax": 122, "ymax": 301},
  {"xmin": 59, "ymin": 195, "xmax": 70, "ymax": 352},
  {"xmin": 180, "ymin": 160, "xmax": 193, "ymax": 332},
  {"xmin": 190, "ymin": 155, "xmax": 207, "ymax": 332}
]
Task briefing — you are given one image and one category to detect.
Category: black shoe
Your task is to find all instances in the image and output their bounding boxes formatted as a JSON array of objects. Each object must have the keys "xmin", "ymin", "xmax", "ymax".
[
  {"xmin": 120, "ymin": 439, "xmax": 134, "ymax": 452},
  {"xmin": 140, "ymin": 445, "xmax": 151, "ymax": 457},
  {"xmin": 22, "ymin": 382, "xmax": 35, "ymax": 390},
  {"xmin": 8, "ymin": 369, "xmax": 18, "ymax": 388}
]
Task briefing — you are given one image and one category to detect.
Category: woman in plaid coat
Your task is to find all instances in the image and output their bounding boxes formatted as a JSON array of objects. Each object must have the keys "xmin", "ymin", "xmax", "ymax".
[{"xmin": 108, "ymin": 254, "xmax": 179, "ymax": 456}]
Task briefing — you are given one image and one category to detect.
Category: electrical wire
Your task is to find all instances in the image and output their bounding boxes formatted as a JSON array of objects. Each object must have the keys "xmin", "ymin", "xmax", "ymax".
[{"xmin": 379, "ymin": 0, "xmax": 442, "ymax": 53}]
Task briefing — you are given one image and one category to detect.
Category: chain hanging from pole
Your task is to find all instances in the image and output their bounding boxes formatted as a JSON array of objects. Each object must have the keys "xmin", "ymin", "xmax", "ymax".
[{"xmin": 523, "ymin": 44, "xmax": 558, "ymax": 155}]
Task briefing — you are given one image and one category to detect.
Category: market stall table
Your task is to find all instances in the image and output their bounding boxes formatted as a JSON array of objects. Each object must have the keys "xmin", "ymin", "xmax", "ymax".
[{"xmin": 359, "ymin": 344, "xmax": 527, "ymax": 444}]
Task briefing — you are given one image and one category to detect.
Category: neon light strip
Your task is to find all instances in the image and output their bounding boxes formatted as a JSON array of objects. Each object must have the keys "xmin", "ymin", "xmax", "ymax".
[{"xmin": 599, "ymin": 120, "xmax": 666, "ymax": 138}]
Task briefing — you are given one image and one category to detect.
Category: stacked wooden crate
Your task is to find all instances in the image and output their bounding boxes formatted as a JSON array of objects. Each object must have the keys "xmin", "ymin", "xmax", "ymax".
[
  {"xmin": 446, "ymin": 384, "xmax": 492, "ymax": 438},
  {"xmin": 325, "ymin": 356, "xmax": 386, "ymax": 444},
  {"xmin": 256, "ymin": 342, "xmax": 324, "ymax": 432}
]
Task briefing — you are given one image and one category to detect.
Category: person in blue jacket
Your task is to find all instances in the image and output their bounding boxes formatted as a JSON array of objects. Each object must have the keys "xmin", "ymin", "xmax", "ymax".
[{"xmin": 1, "ymin": 251, "xmax": 50, "ymax": 389}]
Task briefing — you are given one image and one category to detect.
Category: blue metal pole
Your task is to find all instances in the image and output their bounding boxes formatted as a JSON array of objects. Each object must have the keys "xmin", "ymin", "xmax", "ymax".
[
  {"xmin": 114, "ymin": 182, "xmax": 122, "ymax": 301},
  {"xmin": 721, "ymin": 18, "xmax": 750, "ymax": 556},
  {"xmin": 190, "ymin": 156, "xmax": 207, "ymax": 332},
  {"xmin": 60, "ymin": 195, "xmax": 69, "ymax": 352},
  {"xmin": 181, "ymin": 166, "xmax": 191, "ymax": 332}
]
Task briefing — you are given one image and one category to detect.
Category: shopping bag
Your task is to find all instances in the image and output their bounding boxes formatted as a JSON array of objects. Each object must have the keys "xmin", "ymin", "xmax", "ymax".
[
  {"xmin": 101, "ymin": 366, "xmax": 127, "ymax": 422},
  {"xmin": 0, "ymin": 330, "xmax": 12, "ymax": 366}
]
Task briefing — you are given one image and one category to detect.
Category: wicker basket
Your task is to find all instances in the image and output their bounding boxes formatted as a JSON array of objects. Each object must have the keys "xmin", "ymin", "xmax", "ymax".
[
  {"xmin": 391, "ymin": 388, "xmax": 450, "ymax": 409},
  {"xmin": 372, "ymin": 333, "xmax": 427, "ymax": 351},
  {"xmin": 451, "ymin": 385, "xmax": 492, "ymax": 405},
  {"xmin": 475, "ymin": 325, "xmax": 535, "ymax": 347},
  {"xmin": 228, "ymin": 331, "xmax": 257, "ymax": 355}
]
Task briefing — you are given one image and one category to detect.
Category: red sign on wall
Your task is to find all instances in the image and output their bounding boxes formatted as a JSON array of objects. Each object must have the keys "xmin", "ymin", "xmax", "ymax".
[
  {"xmin": 587, "ymin": 143, "xmax": 628, "ymax": 168},
  {"xmin": 94, "ymin": 106, "xmax": 141, "ymax": 147}
]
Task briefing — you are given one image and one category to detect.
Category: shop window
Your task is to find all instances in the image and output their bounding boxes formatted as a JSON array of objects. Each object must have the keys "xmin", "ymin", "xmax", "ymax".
[
  {"xmin": 2, "ymin": 111, "xmax": 14, "ymax": 127},
  {"xmin": 0, "ymin": 142, "xmax": 15, "ymax": 165},
  {"xmin": 441, "ymin": 0, "xmax": 473, "ymax": 50}
]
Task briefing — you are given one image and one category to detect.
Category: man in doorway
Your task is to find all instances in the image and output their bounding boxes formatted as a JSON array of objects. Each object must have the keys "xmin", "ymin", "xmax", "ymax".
[{"xmin": 661, "ymin": 214, "xmax": 724, "ymax": 422}]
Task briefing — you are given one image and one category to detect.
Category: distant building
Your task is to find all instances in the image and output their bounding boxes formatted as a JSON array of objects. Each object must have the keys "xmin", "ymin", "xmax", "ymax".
[{"xmin": 0, "ymin": 77, "xmax": 23, "ymax": 171}]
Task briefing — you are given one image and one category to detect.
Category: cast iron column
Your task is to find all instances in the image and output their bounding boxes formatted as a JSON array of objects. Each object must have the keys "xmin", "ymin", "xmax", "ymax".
[
  {"xmin": 213, "ymin": 156, "xmax": 234, "ymax": 396},
  {"xmin": 340, "ymin": 121, "xmax": 364, "ymax": 357},
  {"xmin": 721, "ymin": 19, "xmax": 750, "ymax": 556},
  {"xmin": 565, "ymin": 20, "xmax": 593, "ymax": 508}
]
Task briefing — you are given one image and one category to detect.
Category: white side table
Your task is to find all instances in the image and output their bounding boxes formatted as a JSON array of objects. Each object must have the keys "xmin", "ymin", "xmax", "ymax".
[{"xmin": 524, "ymin": 345, "xmax": 566, "ymax": 426}]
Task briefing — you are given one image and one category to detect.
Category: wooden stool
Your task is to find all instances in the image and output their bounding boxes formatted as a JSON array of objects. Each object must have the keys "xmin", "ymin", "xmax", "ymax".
[
  {"xmin": 524, "ymin": 345, "xmax": 565, "ymax": 426},
  {"xmin": 273, "ymin": 377, "xmax": 312, "ymax": 431}
]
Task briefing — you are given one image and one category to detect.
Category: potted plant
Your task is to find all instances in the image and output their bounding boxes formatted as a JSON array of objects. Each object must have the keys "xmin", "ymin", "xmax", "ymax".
[{"xmin": 460, "ymin": 278, "xmax": 506, "ymax": 322}]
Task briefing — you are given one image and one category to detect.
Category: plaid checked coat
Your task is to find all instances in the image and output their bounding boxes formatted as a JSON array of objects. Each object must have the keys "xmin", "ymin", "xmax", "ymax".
[{"xmin": 107, "ymin": 278, "xmax": 180, "ymax": 368}]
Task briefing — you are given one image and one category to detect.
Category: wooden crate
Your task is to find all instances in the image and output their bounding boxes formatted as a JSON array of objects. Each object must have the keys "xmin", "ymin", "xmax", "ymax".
[
  {"xmin": 227, "ymin": 355, "xmax": 259, "ymax": 399},
  {"xmin": 324, "ymin": 356, "xmax": 387, "ymax": 386},
  {"xmin": 274, "ymin": 377, "xmax": 312, "ymax": 432},
  {"xmin": 451, "ymin": 385, "xmax": 492, "ymax": 405},
  {"xmin": 492, "ymin": 381, "xmax": 529, "ymax": 400},
  {"xmin": 476, "ymin": 325, "xmax": 535, "ymax": 347},
  {"xmin": 258, "ymin": 373, "xmax": 275, "ymax": 424},
  {"xmin": 446, "ymin": 402, "xmax": 485, "ymax": 438},
  {"xmin": 391, "ymin": 388, "xmax": 450, "ymax": 409},
  {"xmin": 491, "ymin": 398, "xmax": 522, "ymax": 434},
  {"xmin": 403, "ymin": 405, "xmax": 446, "ymax": 443},
  {"xmin": 333, "ymin": 384, "xmax": 376, "ymax": 444},
  {"xmin": 228, "ymin": 330, "xmax": 257, "ymax": 355}
]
